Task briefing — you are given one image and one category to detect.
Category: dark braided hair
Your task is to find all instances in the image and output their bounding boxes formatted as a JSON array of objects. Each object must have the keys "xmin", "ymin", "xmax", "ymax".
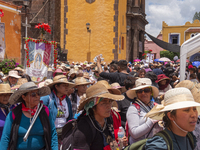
[{"xmin": 163, "ymin": 110, "xmax": 176, "ymax": 128}]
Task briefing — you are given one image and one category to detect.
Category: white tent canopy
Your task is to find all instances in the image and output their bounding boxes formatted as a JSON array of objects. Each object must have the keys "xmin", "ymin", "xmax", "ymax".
[{"xmin": 180, "ymin": 34, "xmax": 200, "ymax": 81}]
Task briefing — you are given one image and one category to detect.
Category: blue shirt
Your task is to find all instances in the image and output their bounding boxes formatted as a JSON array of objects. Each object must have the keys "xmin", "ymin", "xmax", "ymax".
[{"xmin": 0, "ymin": 108, "xmax": 58, "ymax": 150}]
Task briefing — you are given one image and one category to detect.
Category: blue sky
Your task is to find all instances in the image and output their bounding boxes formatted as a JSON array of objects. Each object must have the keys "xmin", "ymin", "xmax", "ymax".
[{"xmin": 145, "ymin": 0, "xmax": 200, "ymax": 38}]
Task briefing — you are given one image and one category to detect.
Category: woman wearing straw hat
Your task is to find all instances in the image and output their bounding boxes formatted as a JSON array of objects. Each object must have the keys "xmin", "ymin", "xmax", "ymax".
[
  {"xmin": 175, "ymin": 80, "xmax": 200, "ymax": 150},
  {"xmin": 126, "ymin": 78, "xmax": 162, "ymax": 144},
  {"xmin": 40, "ymin": 75, "xmax": 75, "ymax": 145},
  {"xmin": 70, "ymin": 77, "xmax": 91, "ymax": 117},
  {"xmin": 145, "ymin": 87, "xmax": 199, "ymax": 150},
  {"xmin": 3, "ymin": 70, "xmax": 21, "ymax": 87},
  {"xmin": 0, "ymin": 84, "xmax": 13, "ymax": 140},
  {"xmin": 0, "ymin": 82, "xmax": 58, "ymax": 150},
  {"xmin": 71, "ymin": 83, "xmax": 124, "ymax": 150}
]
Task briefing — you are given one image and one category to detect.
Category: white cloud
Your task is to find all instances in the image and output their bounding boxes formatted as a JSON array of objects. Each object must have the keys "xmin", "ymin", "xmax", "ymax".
[{"xmin": 145, "ymin": 0, "xmax": 200, "ymax": 38}]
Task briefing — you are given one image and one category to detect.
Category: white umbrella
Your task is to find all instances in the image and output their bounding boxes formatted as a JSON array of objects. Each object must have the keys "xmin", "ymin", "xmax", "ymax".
[{"xmin": 159, "ymin": 57, "xmax": 171, "ymax": 62}]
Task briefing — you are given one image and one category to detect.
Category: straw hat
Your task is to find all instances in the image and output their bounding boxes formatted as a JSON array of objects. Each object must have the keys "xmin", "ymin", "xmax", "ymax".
[
  {"xmin": 14, "ymin": 67, "xmax": 23, "ymax": 72},
  {"xmin": 68, "ymin": 69, "xmax": 77, "ymax": 77},
  {"xmin": 9, "ymin": 82, "xmax": 51, "ymax": 105},
  {"xmin": 111, "ymin": 82, "xmax": 122, "ymax": 89},
  {"xmin": 48, "ymin": 75, "xmax": 75, "ymax": 89},
  {"xmin": 11, "ymin": 78, "xmax": 28, "ymax": 90},
  {"xmin": 112, "ymin": 101, "xmax": 120, "ymax": 112},
  {"xmin": 0, "ymin": 84, "xmax": 13, "ymax": 94},
  {"xmin": 128, "ymin": 78, "xmax": 159, "ymax": 98},
  {"xmin": 77, "ymin": 84, "xmax": 124, "ymax": 112},
  {"xmin": 146, "ymin": 87, "xmax": 200, "ymax": 120},
  {"xmin": 74, "ymin": 77, "xmax": 91, "ymax": 86},
  {"xmin": 5, "ymin": 70, "xmax": 21, "ymax": 80},
  {"xmin": 175, "ymin": 80, "xmax": 200, "ymax": 103},
  {"xmin": 53, "ymin": 68, "xmax": 66, "ymax": 77},
  {"xmin": 38, "ymin": 79, "xmax": 53, "ymax": 88},
  {"xmin": 97, "ymin": 80, "xmax": 121, "ymax": 95}
]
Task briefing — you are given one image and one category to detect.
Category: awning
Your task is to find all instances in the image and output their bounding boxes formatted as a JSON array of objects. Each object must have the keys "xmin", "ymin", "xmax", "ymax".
[{"xmin": 145, "ymin": 32, "xmax": 180, "ymax": 53}]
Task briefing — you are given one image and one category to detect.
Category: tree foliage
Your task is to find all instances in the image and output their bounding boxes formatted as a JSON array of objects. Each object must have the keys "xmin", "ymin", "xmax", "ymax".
[
  {"xmin": 160, "ymin": 51, "xmax": 180, "ymax": 60},
  {"xmin": 193, "ymin": 12, "xmax": 200, "ymax": 22},
  {"xmin": 0, "ymin": 59, "xmax": 23, "ymax": 74}
]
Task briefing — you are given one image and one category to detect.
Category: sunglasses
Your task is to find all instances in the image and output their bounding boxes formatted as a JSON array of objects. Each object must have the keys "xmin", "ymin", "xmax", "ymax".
[
  {"xmin": 29, "ymin": 92, "xmax": 40, "ymax": 97},
  {"xmin": 136, "ymin": 88, "xmax": 151, "ymax": 94}
]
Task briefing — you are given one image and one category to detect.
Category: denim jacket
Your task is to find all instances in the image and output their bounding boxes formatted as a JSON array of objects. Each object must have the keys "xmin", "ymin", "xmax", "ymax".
[{"xmin": 41, "ymin": 91, "xmax": 73, "ymax": 122}]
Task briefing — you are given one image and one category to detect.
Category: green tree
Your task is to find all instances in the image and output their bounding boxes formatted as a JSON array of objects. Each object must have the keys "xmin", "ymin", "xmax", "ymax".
[
  {"xmin": 160, "ymin": 51, "xmax": 180, "ymax": 60},
  {"xmin": 193, "ymin": 12, "xmax": 200, "ymax": 22}
]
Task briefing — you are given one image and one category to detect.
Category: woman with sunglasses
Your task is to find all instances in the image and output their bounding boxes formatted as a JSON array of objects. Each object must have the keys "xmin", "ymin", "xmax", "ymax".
[
  {"xmin": 126, "ymin": 78, "xmax": 162, "ymax": 144},
  {"xmin": 0, "ymin": 82, "xmax": 58, "ymax": 150}
]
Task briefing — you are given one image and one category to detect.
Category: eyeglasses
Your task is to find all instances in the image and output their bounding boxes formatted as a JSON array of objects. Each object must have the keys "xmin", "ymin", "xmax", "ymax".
[
  {"xmin": 29, "ymin": 92, "xmax": 40, "ymax": 97},
  {"xmin": 136, "ymin": 88, "xmax": 151, "ymax": 94}
]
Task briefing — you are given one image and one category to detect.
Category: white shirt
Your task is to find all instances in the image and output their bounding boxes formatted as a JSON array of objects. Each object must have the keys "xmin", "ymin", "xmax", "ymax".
[{"xmin": 54, "ymin": 96, "xmax": 69, "ymax": 128}]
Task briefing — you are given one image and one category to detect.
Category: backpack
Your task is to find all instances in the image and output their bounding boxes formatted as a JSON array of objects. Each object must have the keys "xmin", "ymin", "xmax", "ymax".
[
  {"xmin": 124, "ymin": 130, "xmax": 194, "ymax": 150},
  {"xmin": 60, "ymin": 116, "xmax": 96, "ymax": 150}
]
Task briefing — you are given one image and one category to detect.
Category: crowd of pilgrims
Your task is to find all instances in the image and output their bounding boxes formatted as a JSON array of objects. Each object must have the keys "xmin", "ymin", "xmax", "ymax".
[{"xmin": 0, "ymin": 55, "xmax": 200, "ymax": 150}]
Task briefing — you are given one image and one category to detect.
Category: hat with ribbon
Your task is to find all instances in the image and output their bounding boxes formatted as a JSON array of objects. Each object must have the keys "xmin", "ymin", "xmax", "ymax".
[
  {"xmin": 145, "ymin": 87, "xmax": 200, "ymax": 120},
  {"xmin": 48, "ymin": 75, "xmax": 75, "ymax": 89},
  {"xmin": 127, "ymin": 78, "xmax": 159, "ymax": 98},
  {"xmin": 77, "ymin": 83, "xmax": 124, "ymax": 113},
  {"xmin": 9, "ymin": 82, "xmax": 51, "ymax": 105}
]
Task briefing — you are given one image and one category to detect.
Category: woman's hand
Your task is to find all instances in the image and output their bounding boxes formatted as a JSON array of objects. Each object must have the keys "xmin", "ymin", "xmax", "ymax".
[{"xmin": 122, "ymin": 136, "xmax": 128, "ymax": 146}]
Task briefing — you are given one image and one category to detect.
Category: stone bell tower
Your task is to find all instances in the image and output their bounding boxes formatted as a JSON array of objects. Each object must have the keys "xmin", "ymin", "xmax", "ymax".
[{"xmin": 126, "ymin": 0, "xmax": 148, "ymax": 62}]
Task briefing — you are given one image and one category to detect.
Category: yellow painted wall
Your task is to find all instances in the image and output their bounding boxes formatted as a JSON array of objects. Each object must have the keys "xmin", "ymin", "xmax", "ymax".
[
  {"xmin": 162, "ymin": 20, "xmax": 200, "ymax": 46},
  {"xmin": 0, "ymin": 1, "xmax": 21, "ymax": 63},
  {"xmin": 118, "ymin": 0, "xmax": 127, "ymax": 60},
  {"xmin": 66, "ymin": 0, "xmax": 115, "ymax": 63},
  {"xmin": 60, "ymin": 0, "xmax": 64, "ymax": 50}
]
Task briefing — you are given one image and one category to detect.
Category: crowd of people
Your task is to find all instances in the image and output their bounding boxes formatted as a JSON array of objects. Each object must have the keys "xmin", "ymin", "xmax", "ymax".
[{"xmin": 0, "ymin": 55, "xmax": 200, "ymax": 150}]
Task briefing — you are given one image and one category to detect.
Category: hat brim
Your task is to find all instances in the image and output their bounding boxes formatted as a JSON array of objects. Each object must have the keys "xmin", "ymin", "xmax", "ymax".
[
  {"xmin": 77, "ymin": 92, "xmax": 124, "ymax": 112},
  {"xmin": 75, "ymin": 81, "xmax": 91, "ymax": 86},
  {"xmin": 146, "ymin": 101, "xmax": 200, "ymax": 120},
  {"xmin": 127, "ymin": 85, "xmax": 159, "ymax": 98},
  {"xmin": 48, "ymin": 81, "xmax": 75, "ymax": 89},
  {"xmin": 9, "ymin": 86, "xmax": 51, "ymax": 105}
]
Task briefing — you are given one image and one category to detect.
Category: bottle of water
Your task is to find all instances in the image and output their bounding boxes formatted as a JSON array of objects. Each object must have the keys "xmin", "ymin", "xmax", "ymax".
[{"xmin": 118, "ymin": 126, "xmax": 125, "ymax": 150}]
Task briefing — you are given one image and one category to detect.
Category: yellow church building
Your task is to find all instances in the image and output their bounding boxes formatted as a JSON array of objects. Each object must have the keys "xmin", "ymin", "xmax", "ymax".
[
  {"xmin": 162, "ymin": 19, "xmax": 200, "ymax": 47},
  {"xmin": 60, "ymin": 0, "xmax": 147, "ymax": 63}
]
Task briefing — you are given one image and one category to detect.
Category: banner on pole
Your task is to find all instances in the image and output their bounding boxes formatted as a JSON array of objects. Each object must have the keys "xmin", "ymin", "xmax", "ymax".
[
  {"xmin": 25, "ymin": 38, "xmax": 58, "ymax": 82},
  {"xmin": 146, "ymin": 53, "xmax": 154, "ymax": 63},
  {"xmin": 0, "ymin": 23, "xmax": 5, "ymax": 60}
]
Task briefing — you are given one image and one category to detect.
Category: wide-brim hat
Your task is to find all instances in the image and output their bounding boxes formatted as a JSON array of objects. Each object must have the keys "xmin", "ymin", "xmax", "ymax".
[
  {"xmin": 77, "ymin": 84, "xmax": 124, "ymax": 112},
  {"xmin": 48, "ymin": 75, "xmax": 75, "ymax": 89},
  {"xmin": 146, "ymin": 87, "xmax": 200, "ymax": 120},
  {"xmin": 4, "ymin": 70, "xmax": 21, "ymax": 81},
  {"xmin": 0, "ymin": 84, "xmax": 13, "ymax": 94},
  {"xmin": 53, "ymin": 68, "xmax": 66, "ymax": 77},
  {"xmin": 74, "ymin": 77, "xmax": 91, "ymax": 86},
  {"xmin": 175, "ymin": 80, "xmax": 200, "ymax": 103},
  {"xmin": 14, "ymin": 67, "xmax": 23, "ymax": 72},
  {"xmin": 97, "ymin": 80, "xmax": 121, "ymax": 95},
  {"xmin": 9, "ymin": 82, "xmax": 51, "ymax": 105},
  {"xmin": 127, "ymin": 78, "xmax": 159, "ymax": 98}
]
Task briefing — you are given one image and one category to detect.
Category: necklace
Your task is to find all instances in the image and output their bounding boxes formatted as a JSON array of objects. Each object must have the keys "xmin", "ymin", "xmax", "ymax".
[
  {"xmin": 169, "ymin": 127, "xmax": 188, "ymax": 150},
  {"xmin": 88, "ymin": 115, "xmax": 107, "ymax": 132}
]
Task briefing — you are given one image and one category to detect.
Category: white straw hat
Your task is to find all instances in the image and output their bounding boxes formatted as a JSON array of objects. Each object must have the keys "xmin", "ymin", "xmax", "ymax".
[
  {"xmin": 127, "ymin": 78, "xmax": 159, "ymax": 98},
  {"xmin": 146, "ymin": 87, "xmax": 200, "ymax": 120}
]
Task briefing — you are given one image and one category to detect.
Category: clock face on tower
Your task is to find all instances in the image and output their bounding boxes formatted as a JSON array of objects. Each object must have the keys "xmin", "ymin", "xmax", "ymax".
[{"xmin": 86, "ymin": 0, "xmax": 95, "ymax": 4}]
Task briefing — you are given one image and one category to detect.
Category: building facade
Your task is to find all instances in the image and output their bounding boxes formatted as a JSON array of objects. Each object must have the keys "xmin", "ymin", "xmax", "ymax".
[
  {"xmin": 0, "ymin": 0, "xmax": 21, "ymax": 62},
  {"xmin": 63, "ymin": 0, "xmax": 147, "ymax": 63},
  {"xmin": 144, "ymin": 33, "xmax": 163, "ymax": 59}
]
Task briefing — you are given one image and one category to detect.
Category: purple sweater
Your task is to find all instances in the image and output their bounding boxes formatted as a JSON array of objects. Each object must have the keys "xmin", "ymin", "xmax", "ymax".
[{"xmin": 0, "ymin": 108, "xmax": 7, "ymax": 140}]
